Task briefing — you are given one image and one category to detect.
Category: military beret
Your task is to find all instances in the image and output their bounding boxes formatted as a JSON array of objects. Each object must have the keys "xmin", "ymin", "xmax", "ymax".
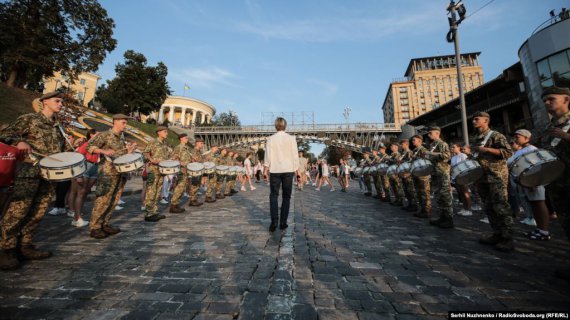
[
  {"xmin": 390, "ymin": 142, "xmax": 400, "ymax": 147},
  {"xmin": 379, "ymin": 144, "xmax": 386, "ymax": 149},
  {"xmin": 210, "ymin": 145, "xmax": 219, "ymax": 148},
  {"xmin": 155, "ymin": 126, "xmax": 168, "ymax": 133},
  {"xmin": 112, "ymin": 113, "xmax": 129, "ymax": 120},
  {"xmin": 542, "ymin": 86, "xmax": 570, "ymax": 97},
  {"xmin": 514, "ymin": 129, "xmax": 532, "ymax": 138},
  {"xmin": 411, "ymin": 134, "xmax": 423, "ymax": 141},
  {"xmin": 195, "ymin": 138, "xmax": 204, "ymax": 143},
  {"xmin": 473, "ymin": 111, "xmax": 490, "ymax": 119},
  {"xmin": 400, "ymin": 139, "xmax": 409, "ymax": 143},
  {"xmin": 361, "ymin": 147, "xmax": 371, "ymax": 153},
  {"xmin": 40, "ymin": 91, "xmax": 64, "ymax": 101},
  {"xmin": 427, "ymin": 126, "xmax": 441, "ymax": 132},
  {"xmin": 178, "ymin": 133, "xmax": 188, "ymax": 139}
]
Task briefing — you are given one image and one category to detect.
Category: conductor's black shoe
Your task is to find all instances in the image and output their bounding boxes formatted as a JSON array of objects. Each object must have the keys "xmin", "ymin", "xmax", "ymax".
[
  {"xmin": 280, "ymin": 223, "xmax": 288, "ymax": 230},
  {"xmin": 269, "ymin": 223, "xmax": 277, "ymax": 232},
  {"xmin": 145, "ymin": 215, "xmax": 161, "ymax": 222}
]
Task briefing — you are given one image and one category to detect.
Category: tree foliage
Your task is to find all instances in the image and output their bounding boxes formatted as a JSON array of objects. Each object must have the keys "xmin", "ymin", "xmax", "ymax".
[
  {"xmin": 0, "ymin": 0, "xmax": 117, "ymax": 87},
  {"xmin": 319, "ymin": 146, "xmax": 349, "ymax": 165},
  {"xmin": 212, "ymin": 111, "xmax": 241, "ymax": 127},
  {"xmin": 96, "ymin": 50, "xmax": 170, "ymax": 115}
]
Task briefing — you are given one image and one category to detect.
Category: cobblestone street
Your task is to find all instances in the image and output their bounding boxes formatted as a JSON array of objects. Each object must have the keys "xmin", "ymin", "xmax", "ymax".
[{"xmin": 1, "ymin": 180, "xmax": 569, "ymax": 320}]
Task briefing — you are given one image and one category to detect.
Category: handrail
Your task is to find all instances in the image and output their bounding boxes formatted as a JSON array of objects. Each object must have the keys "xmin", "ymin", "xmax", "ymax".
[{"xmin": 194, "ymin": 123, "xmax": 401, "ymax": 133}]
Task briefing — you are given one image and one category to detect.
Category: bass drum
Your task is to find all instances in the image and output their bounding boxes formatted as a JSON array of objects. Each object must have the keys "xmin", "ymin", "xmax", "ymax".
[
  {"xmin": 509, "ymin": 149, "xmax": 564, "ymax": 187},
  {"xmin": 451, "ymin": 159, "xmax": 483, "ymax": 186}
]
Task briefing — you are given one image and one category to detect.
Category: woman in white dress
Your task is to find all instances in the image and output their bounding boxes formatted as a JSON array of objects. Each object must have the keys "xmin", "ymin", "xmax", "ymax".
[
  {"xmin": 242, "ymin": 152, "xmax": 256, "ymax": 191},
  {"xmin": 316, "ymin": 159, "xmax": 335, "ymax": 192}
]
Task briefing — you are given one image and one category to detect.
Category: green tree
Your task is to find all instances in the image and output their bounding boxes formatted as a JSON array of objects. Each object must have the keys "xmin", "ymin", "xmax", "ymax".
[
  {"xmin": 297, "ymin": 139, "xmax": 311, "ymax": 154},
  {"xmin": 320, "ymin": 146, "xmax": 348, "ymax": 165},
  {"xmin": 212, "ymin": 111, "xmax": 241, "ymax": 127},
  {"xmin": 96, "ymin": 50, "xmax": 170, "ymax": 116},
  {"xmin": 0, "ymin": 0, "xmax": 117, "ymax": 87}
]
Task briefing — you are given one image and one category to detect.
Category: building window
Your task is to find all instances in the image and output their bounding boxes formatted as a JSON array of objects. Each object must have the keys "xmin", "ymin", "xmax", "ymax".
[
  {"xmin": 77, "ymin": 92, "xmax": 84, "ymax": 100},
  {"xmin": 399, "ymin": 87, "xmax": 407, "ymax": 93},
  {"xmin": 401, "ymin": 99, "xmax": 409, "ymax": 105},
  {"xmin": 537, "ymin": 49, "xmax": 570, "ymax": 88},
  {"xmin": 80, "ymin": 79, "xmax": 86, "ymax": 86},
  {"xmin": 400, "ymin": 93, "xmax": 408, "ymax": 98}
]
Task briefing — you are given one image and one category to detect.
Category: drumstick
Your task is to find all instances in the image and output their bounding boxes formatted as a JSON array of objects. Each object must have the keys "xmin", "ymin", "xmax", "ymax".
[{"xmin": 32, "ymin": 151, "xmax": 64, "ymax": 162}]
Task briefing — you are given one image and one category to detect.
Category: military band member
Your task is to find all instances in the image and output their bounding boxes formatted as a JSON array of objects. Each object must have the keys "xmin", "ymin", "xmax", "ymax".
[
  {"xmin": 87, "ymin": 114, "xmax": 137, "ymax": 239},
  {"xmin": 224, "ymin": 150, "xmax": 238, "ymax": 196},
  {"xmin": 204, "ymin": 145, "xmax": 219, "ymax": 203},
  {"xmin": 387, "ymin": 143, "xmax": 405, "ymax": 206},
  {"xmin": 377, "ymin": 145, "xmax": 391, "ymax": 202},
  {"xmin": 399, "ymin": 139, "xmax": 418, "ymax": 212},
  {"xmin": 411, "ymin": 135, "xmax": 432, "ymax": 217},
  {"xmin": 0, "ymin": 92, "xmax": 65, "ymax": 269},
  {"xmin": 370, "ymin": 149, "xmax": 382, "ymax": 199},
  {"xmin": 189, "ymin": 138, "xmax": 205, "ymax": 206},
  {"xmin": 143, "ymin": 126, "xmax": 170, "ymax": 222},
  {"xmin": 470, "ymin": 112, "xmax": 514, "ymax": 250},
  {"xmin": 425, "ymin": 126, "xmax": 454, "ymax": 228},
  {"xmin": 540, "ymin": 86, "xmax": 570, "ymax": 280},
  {"xmin": 231, "ymin": 151, "xmax": 241, "ymax": 194},
  {"xmin": 169, "ymin": 133, "xmax": 192, "ymax": 213},
  {"xmin": 216, "ymin": 147, "xmax": 229, "ymax": 199},
  {"xmin": 360, "ymin": 147, "xmax": 373, "ymax": 196}
]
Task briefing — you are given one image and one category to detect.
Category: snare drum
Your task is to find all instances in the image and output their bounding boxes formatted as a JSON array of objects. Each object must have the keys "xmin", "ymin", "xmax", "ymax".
[
  {"xmin": 369, "ymin": 165, "xmax": 377, "ymax": 175},
  {"xmin": 187, "ymin": 162, "xmax": 205, "ymax": 177},
  {"xmin": 228, "ymin": 166, "xmax": 239, "ymax": 177},
  {"xmin": 158, "ymin": 160, "xmax": 181, "ymax": 175},
  {"xmin": 397, "ymin": 162, "xmax": 412, "ymax": 177},
  {"xmin": 113, "ymin": 153, "xmax": 144, "ymax": 173},
  {"xmin": 377, "ymin": 163, "xmax": 389, "ymax": 175},
  {"xmin": 39, "ymin": 152, "xmax": 86, "ymax": 181},
  {"xmin": 363, "ymin": 167, "xmax": 370, "ymax": 175},
  {"xmin": 451, "ymin": 159, "xmax": 483, "ymax": 186},
  {"xmin": 509, "ymin": 149, "xmax": 564, "ymax": 187},
  {"xmin": 203, "ymin": 162, "xmax": 216, "ymax": 174},
  {"xmin": 216, "ymin": 165, "xmax": 229, "ymax": 176},
  {"xmin": 354, "ymin": 167, "xmax": 363, "ymax": 177},
  {"xmin": 411, "ymin": 159, "xmax": 433, "ymax": 177},
  {"xmin": 387, "ymin": 165, "xmax": 398, "ymax": 177}
]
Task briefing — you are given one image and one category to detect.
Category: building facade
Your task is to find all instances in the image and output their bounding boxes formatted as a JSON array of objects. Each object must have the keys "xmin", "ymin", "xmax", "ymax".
[
  {"xmin": 382, "ymin": 53, "xmax": 484, "ymax": 125},
  {"xmin": 155, "ymin": 96, "xmax": 215, "ymax": 126},
  {"xmin": 43, "ymin": 71, "xmax": 100, "ymax": 107},
  {"xmin": 518, "ymin": 9, "xmax": 570, "ymax": 131}
]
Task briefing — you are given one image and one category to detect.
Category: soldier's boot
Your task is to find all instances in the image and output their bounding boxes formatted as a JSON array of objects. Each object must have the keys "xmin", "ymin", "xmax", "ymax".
[
  {"xmin": 20, "ymin": 245, "xmax": 52, "ymax": 260},
  {"xmin": 0, "ymin": 249, "xmax": 21, "ymax": 270},
  {"xmin": 224, "ymin": 192, "xmax": 231, "ymax": 196},
  {"xmin": 205, "ymin": 197, "xmax": 216, "ymax": 203},
  {"xmin": 145, "ymin": 214, "xmax": 162, "ymax": 222},
  {"xmin": 373, "ymin": 194, "xmax": 381, "ymax": 199},
  {"xmin": 169, "ymin": 204, "xmax": 185, "ymax": 213},
  {"xmin": 494, "ymin": 238, "xmax": 514, "ymax": 252},
  {"xmin": 189, "ymin": 200, "xmax": 203, "ymax": 207},
  {"xmin": 406, "ymin": 204, "xmax": 419, "ymax": 212},
  {"xmin": 364, "ymin": 192, "xmax": 372, "ymax": 196},
  {"xmin": 429, "ymin": 216, "xmax": 445, "ymax": 226},
  {"xmin": 478, "ymin": 234, "xmax": 503, "ymax": 246},
  {"xmin": 216, "ymin": 193, "xmax": 225, "ymax": 200},
  {"xmin": 400, "ymin": 204, "xmax": 410, "ymax": 211},
  {"xmin": 436, "ymin": 217, "xmax": 454, "ymax": 229},
  {"xmin": 90, "ymin": 229, "xmax": 108, "ymax": 239},
  {"xmin": 230, "ymin": 189, "xmax": 238, "ymax": 195},
  {"xmin": 102, "ymin": 225, "xmax": 121, "ymax": 235},
  {"xmin": 391, "ymin": 199, "xmax": 403, "ymax": 206},
  {"xmin": 554, "ymin": 268, "xmax": 570, "ymax": 281},
  {"xmin": 381, "ymin": 195, "xmax": 390, "ymax": 202}
]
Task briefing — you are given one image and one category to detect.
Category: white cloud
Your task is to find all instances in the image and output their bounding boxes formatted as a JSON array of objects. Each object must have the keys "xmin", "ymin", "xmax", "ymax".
[{"xmin": 172, "ymin": 66, "xmax": 240, "ymax": 89}]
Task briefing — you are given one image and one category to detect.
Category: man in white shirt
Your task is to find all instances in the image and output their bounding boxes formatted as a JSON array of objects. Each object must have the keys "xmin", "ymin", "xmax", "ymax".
[{"xmin": 264, "ymin": 117, "xmax": 299, "ymax": 232}]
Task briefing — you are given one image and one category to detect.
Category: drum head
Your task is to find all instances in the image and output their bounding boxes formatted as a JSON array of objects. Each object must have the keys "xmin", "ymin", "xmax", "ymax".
[
  {"xmin": 519, "ymin": 159, "xmax": 565, "ymax": 187},
  {"xmin": 39, "ymin": 152, "xmax": 84, "ymax": 167},
  {"xmin": 216, "ymin": 165, "xmax": 229, "ymax": 171},
  {"xmin": 113, "ymin": 153, "xmax": 141, "ymax": 164},
  {"xmin": 203, "ymin": 162, "xmax": 215, "ymax": 169},
  {"xmin": 187, "ymin": 162, "xmax": 205, "ymax": 171},
  {"xmin": 229, "ymin": 166, "xmax": 239, "ymax": 172},
  {"xmin": 455, "ymin": 167, "xmax": 483, "ymax": 186},
  {"xmin": 159, "ymin": 160, "xmax": 180, "ymax": 167}
]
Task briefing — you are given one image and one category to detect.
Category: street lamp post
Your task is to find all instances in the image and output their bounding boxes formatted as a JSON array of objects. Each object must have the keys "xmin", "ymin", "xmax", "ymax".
[{"xmin": 343, "ymin": 107, "xmax": 352, "ymax": 130}]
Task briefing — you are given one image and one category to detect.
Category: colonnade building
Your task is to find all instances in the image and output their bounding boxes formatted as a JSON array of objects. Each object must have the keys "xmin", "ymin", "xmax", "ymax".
[
  {"xmin": 155, "ymin": 96, "xmax": 215, "ymax": 126},
  {"xmin": 382, "ymin": 53, "xmax": 484, "ymax": 125}
]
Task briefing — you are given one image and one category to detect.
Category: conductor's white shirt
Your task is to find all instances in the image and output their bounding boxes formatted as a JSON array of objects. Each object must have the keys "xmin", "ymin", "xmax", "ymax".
[{"xmin": 264, "ymin": 131, "xmax": 299, "ymax": 173}]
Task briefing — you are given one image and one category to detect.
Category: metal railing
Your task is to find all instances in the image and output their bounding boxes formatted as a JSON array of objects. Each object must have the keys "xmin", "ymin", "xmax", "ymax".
[{"xmin": 194, "ymin": 123, "xmax": 401, "ymax": 133}]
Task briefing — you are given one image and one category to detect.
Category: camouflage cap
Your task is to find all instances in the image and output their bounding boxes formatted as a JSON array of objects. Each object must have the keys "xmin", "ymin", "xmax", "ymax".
[
  {"xmin": 379, "ymin": 144, "xmax": 386, "ymax": 149},
  {"xmin": 155, "ymin": 126, "xmax": 168, "ymax": 133},
  {"xmin": 411, "ymin": 134, "xmax": 423, "ymax": 141},
  {"xmin": 390, "ymin": 142, "xmax": 400, "ymax": 148},
  {"xmin": 542, "ymin": 86, "xmax": 570, "ymax": 97},
  {"xmin": 361, "ymin": 147, "xmax": 371, "ymax": 153},
  {"xmin": 40, "ymin": 91, "xmax": 64, "ymax": 101},
  {"xmin": 195, "ymin": 138, "xmax": 204, "ymax": 143},
  {"xmin": 514, "ymin": 129, "xmax": 531, "ymax": 138},
  {"xmin": 112, "ymin": 113, "xmax": 129, "ymax": 120},
  {"xmin": 473, "ymin": 111, "xmax": 490, "ymax": 119},
  {"xmin": 427, "ymin": 126, "xmax": 441, "ymax": 132},
  {"xmin": 178, "ymin": 133, "xmax": 188, "ymax": 139},
  {"xmin": 400, "ymin": 138, "xmax": 409, "ymax": 144}
]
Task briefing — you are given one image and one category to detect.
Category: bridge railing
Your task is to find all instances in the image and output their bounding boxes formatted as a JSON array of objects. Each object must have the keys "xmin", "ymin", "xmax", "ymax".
[{"xmin": 194, "ymin": 123, "xmax": 401, "ymax": 133}]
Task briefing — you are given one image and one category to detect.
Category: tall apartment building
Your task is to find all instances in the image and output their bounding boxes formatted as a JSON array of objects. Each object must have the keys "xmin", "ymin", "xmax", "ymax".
[{"xmin": 382, "ymin": 53, "xmax": 484, "ymax": 125}]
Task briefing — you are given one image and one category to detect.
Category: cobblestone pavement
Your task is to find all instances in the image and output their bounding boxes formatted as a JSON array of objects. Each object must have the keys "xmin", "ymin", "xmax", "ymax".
[{"xmin": 1, "ymin": 180, "xmax": 569, "ymax": 319}]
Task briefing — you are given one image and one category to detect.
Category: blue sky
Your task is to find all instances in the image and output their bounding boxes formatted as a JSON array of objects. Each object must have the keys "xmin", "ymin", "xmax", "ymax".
[{"xmin": 96, "ymin": 0, "xmax": 567, "ymax": 154}]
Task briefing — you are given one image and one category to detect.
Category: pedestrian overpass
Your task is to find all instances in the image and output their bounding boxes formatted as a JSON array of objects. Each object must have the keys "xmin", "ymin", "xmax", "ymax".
[{"xmin": 190, "ymin": 123, "xmax": 402, "ymax": 153}]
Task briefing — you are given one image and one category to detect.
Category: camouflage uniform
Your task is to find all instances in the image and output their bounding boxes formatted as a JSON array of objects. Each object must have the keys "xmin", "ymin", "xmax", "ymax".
[
  {"xmin": 472, "ymin": 129, "xmax": 513, "ymax": 238},
  {"xmin": 225, "ymin": 156, "xmax": 238, "ymax": 195},
  {"xmin": 218, "ymin": 155, "xmax": 232, "ymax": 196},
  {"xmin": 542, "ymin": 110, "xmax": 570, "ymax": 240},
  {"xmin": 360, "ymin": 157, "xmax": 372, "ymax": 193},
  {"xmin": 206, "ymin": 152, "xmax": 221, "ymax": 199},
  {"xmin": 170, "ymin": 143, "xmax": 193, "ymax": 206},
  {"xmin": 87, "ymin": 129, "xmax": 129, "ymax": 231},
  {"xmin": 412, "ymin": 145, "xmax": 431, "ymax": 213},
  {"xmin": 370, "ymin": 154, "xmax": 382, "ymax": 197},
  {"xmin": 428, "ymin": 139, "xmax": 453, "ymax": 218},
  {"xmin": 0, "ymin": 112, "xmax": 64, "ymax": 250},
  {"xmin": 377, "ymin": 153, "xmax": 391, "ymax": 200},
  {"xmin": 387, "ymin": 152, "xmax": 405, "ymax": 204},
  {"xmin": 399, "ymin": 148, "xmax": 417, "ymax": 208},
  {"xmin": 190, "ymin": 148, "xmax": 206, "ymax": 202},
  {"xmin": 143, "ymin": 138, "xmax": 171, "ymax": 217}
]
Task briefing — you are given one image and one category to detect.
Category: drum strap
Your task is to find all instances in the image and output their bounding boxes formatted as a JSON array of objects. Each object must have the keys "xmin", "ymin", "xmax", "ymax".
[
  {"xmin": 473, "ymin": 130, "xmax": 494, "ymax": 158},
  {"xmin": 430, "ymin": 141, "xmax": 440, "ymax": 152},
  {"xmin": 551, "ymin": 119, "xmax": 570, "ymax": 147}
]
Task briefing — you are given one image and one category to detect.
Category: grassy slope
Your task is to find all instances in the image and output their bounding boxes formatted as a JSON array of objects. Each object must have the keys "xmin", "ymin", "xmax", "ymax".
[{"xmin": 0, "ymin": 84, "xmax": 39, "ymax": 124}]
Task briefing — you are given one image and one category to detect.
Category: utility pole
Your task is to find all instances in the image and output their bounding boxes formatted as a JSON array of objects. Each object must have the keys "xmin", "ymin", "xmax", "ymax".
[{"xmin": 446, "ymin": 0, "xmax": 469, "ymax": 146}]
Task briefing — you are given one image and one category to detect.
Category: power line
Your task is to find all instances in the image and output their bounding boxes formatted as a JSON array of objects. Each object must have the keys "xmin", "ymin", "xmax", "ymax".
[{"xmin": 465, "ymin": 0, "xmax": 496, "ymax": 20}]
